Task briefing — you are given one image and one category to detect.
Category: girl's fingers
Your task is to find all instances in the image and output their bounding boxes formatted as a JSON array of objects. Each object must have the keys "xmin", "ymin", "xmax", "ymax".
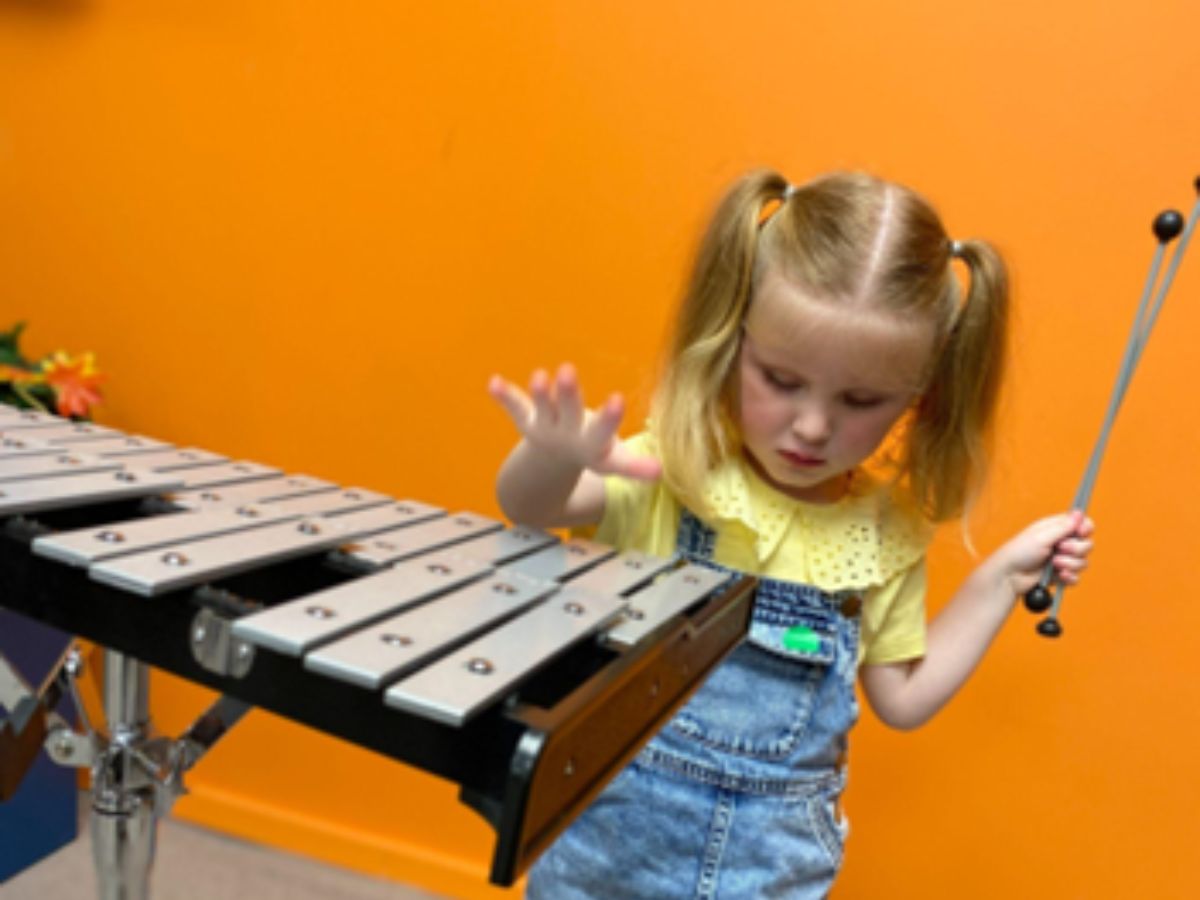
[
  {"xmin": 528, "ymin": 369, "xmax": 556, "ymax": 426},
  {"xmin": 1055, "ymin": 537, "xmax": 1094, "ymax": 557},
  {"xmin": 492, "ymin": 368, "xmax": 650, "ymax": 475},
  {"xmin": 588, "ymin": 396, "xmax": 662, "ymax": 481},
  {"xmin": 1033, "ymin": 512, "xmax": 1095, "ymax": 556},
  {"xmin": 604, "ymin": 444, "xmax": 663, "ymax": 481},
  {"xmin": 1042, "ymin": 512, "xmax": 1082, "ymax": 545},
  {"xmin": 488, "ymin": 375, "xmax": 533, "ymax": 430},
  {"xmin": 557, "ymin": 364, "xmax": 584, "ymax": 431},
  {"xmin": 1048, "ymin": 512, "xmax": 1095, "ymax": 585},
  {"xmin": 1053, "ymin": 554, "xmax": 1088, "ymax": 573},
  {"xmin": 583, "ymin": 394, "xmax": 625, "ymax": 456},
  {"xmin": 1062, "ymin": 512, "xmax": 1095, "ymax": 540}
]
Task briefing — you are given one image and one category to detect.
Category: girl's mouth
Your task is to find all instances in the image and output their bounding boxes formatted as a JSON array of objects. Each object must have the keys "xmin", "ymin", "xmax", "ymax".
[{"xmin": 779, "ymin": 450, "xmax": 825, "ymax": 468}]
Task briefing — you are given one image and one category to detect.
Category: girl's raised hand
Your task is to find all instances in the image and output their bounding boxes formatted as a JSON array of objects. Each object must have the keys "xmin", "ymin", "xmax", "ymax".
[
  {"xmin": 992, "ymin": 510, "xmax": 1096, "ymax": 598},
  {"xmin": 488, "ymin": 364, "xmax": 662, "ymax": 481}
]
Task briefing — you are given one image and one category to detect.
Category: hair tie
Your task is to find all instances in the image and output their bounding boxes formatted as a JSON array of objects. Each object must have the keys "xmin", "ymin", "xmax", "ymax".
[
  {"xmin": 782, "ymin": 184, "xmax": 796, "ymax": 202},
  {"xmin": 949, "ymin": 239, "xmax": 965, "ymax": 258}
]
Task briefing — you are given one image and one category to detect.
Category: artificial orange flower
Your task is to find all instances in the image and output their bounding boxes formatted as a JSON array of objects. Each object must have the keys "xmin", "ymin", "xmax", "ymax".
[{"xmin": 41, "ymin": 351, "xmax": 104, "ymax": 418}]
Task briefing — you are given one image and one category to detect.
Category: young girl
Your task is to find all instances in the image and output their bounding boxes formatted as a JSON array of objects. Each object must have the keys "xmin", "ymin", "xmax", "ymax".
[{"xmin": 489, "ymin": 169, "xmax": 1094, "ymax": 899}]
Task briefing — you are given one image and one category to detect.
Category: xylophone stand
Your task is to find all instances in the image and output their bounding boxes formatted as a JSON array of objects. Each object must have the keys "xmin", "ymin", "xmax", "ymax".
[
  {"xmin": 0, "ymin": 641, "xmax": 251, "ymax": 899},
  {"xmin": 87, "ymin": 651, "xmax": 158, "ymax": 900}
]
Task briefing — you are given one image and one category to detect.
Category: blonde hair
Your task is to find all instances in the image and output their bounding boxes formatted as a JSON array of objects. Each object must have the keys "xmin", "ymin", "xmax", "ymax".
[{"xmin": 650, "ymin": 169, "xmax": 1009, "ymax": 523}]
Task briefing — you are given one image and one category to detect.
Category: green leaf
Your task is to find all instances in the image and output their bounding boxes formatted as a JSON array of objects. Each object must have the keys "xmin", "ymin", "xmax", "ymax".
[
  {"xmin": 0, "ymin": 322, "xmax": 31, "ymax": 367},
  {"xmin": 0, "ymin": 321, "xmax": 27, "ymax": 352}
]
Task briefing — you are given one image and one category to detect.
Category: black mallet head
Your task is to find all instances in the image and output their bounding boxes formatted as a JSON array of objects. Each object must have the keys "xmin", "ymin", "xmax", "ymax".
[
  {"xmin": 1037, "ymin": 618, "xmax": 1063, "ymax": 638},
  {"xmin": 1024, "ymin": 585, "xmax": 1054, "ymax": 613},
  {"xmin": 1154, "ymin": 210, "xmax": 1184, "ymax": 243}
]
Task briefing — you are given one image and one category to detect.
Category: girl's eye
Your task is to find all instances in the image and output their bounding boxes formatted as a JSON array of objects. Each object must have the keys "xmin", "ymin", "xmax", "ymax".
[
  {"xmin": 762, "ymin": 368, "xmax": 800, "ymax": 390},
  {"xmin": 843, "ymin": 394, "xmax": 885, "ymax": 409}
]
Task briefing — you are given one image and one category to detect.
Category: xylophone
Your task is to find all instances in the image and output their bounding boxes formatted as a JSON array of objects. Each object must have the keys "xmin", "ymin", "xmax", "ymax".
[{"xmin": 0, "ymin": 405, "xmax": 755, "ymax": 894}]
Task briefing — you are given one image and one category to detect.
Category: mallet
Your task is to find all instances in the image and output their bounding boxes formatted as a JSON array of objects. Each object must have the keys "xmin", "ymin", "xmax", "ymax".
[{"xmin": 1024, "ymin": 178, "xmax": 1200, "ymax": 637}]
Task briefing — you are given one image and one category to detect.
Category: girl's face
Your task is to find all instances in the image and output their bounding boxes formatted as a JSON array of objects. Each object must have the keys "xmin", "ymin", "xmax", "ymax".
[{"xmin": 736, "ymin": 271, "xmax": 935, "ymax": 503}]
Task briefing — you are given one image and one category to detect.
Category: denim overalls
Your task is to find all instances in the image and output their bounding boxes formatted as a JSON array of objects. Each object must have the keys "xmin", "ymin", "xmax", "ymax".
[{"xmin": 526, "ymin": 509, "xmax": 863, "ymax": 899}]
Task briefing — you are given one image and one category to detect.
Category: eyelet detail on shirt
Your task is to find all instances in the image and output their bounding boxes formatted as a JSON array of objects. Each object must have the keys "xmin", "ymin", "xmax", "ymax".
[{"xmin": 697, "ymin": 455, "xmax": 930, "ymax": 591}]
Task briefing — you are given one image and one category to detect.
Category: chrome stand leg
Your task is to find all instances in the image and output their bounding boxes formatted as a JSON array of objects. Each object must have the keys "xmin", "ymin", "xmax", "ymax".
[
  {"xmin": 89, "ymin": 650, "xmax": 156, "ymax": 900},
  {"xmin": 31, "ymin": 645, "xmax": 249, "ymax": 898},
  {"xmin": 91, "ymin": 791, "xmax": 156, "ymax": 900}
]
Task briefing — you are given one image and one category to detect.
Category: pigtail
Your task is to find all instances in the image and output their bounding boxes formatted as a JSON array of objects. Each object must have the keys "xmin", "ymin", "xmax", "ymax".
[
  {"xmin": 906, "ymin": 239, "xmax": 1010, "ymax": 521},
  {"xmin": 652, "ymin": 169, "xmax": 789, "ymax": 515}
]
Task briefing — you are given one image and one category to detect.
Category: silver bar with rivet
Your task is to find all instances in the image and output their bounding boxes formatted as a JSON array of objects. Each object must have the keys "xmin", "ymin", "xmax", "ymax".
[
  {"xmin": 0, "ymin": 411, "xmax": 65, "ymax": 430},
  {"xmin": 501, "ymin": 537, "xmax": 615, "ymax": 582},
  {"xmin": 77, "ymin": 436, "xmax": 175, "ymax": 456},
  {"xmin": 32, "ymin": 503, "xmax": 298, "ymax": 567},
  {"xmin": 259, "ymin": 487, "xmax": 393, "ymax": 518},
  {"xmin": 16, "ymin": 423, "xmax": 122, "ymax": 443},
  {"xmin": 303, "ymin": 569, "xmax": 556, "ymax": 689},
  {"xmin": 233, "ymin": 549, "xmax": 495, "ymax": 657},
  {"xmin": 340, "ymin": 511, "xmax": 503, "ymax": 568},
  {"xmin": 566, "ymin": 551, "xmax": 677, "ymax": 596},
  {"xmin": 97, "ymin": 447, "xmax": 224, "ymax": 469},
  {"xmin": 0, "ymin": 436, "xmax": 56, "ymax": 458},
  {"xmin": 0, "ymin": 452, "xmax": 122, "ymax": 482},
  {"xmin": 0, "ymin": 469, "xmax": 184, "ymax": 517},
  {"xmin": 604, "ymin": 564, "xmax": 730, "ymax": 648},
  {"xmin": 451, "ymin": 525, "xmax": 559, "ymax": 565},
  {"xmin": 88, "ymin": 501, "xmax": 444, "ymax": 596},
  {"xmin": 33, "ymin": 489, "xmax": 393, "ymax": 568},
  {"xmin": 383, "ymin": 585, "xmax": 624, "ymax": 726},
  {"xmin": 172, "ymin": 461, "xmax": 284, "ymax": 490},
  {"xmin": 165, "ymin": 473, "xmax": 333, "ymax": 510}
]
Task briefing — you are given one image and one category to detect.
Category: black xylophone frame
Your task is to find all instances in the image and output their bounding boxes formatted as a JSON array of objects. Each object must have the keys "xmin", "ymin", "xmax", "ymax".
[{"xmin": 0, "ymin": 491, "xmax": 756, "ymax": 894}]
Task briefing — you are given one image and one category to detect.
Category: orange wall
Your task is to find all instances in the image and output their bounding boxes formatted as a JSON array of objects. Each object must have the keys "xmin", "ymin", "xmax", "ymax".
[{"xmin": 3, "ymin": 2, "xmax": 1199, "ymax": 898}]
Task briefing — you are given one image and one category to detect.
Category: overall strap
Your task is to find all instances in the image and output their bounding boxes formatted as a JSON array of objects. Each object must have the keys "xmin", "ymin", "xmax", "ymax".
[
  {"xmin": 674, "ymin": 508, "xmax": 862, "ymax": 666},
  {"xmin": 674, "ymin": 507, "xmax": 723, "ymax": 566}
]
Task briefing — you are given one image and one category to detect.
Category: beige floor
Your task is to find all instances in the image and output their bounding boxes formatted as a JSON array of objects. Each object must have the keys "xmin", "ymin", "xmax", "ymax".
[{"xmin": 4, "ymin": 795, "xmax": 447, "ymax": 899}]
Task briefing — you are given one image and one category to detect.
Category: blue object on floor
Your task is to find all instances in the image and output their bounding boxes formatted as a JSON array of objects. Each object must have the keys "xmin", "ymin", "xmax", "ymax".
[{"xmin": 0, "ymin": 609, "xmax": 78, "ymax": 883}]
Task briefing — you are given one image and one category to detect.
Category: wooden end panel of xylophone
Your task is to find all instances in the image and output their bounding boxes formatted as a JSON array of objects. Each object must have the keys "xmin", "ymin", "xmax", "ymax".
[
  {"xmin": 485, "ymin": 563, "xmax": 755, "ymax": 885},
  {"xmin": 0, "ymin": 409, "xmax": 756, "ymax": 886}
]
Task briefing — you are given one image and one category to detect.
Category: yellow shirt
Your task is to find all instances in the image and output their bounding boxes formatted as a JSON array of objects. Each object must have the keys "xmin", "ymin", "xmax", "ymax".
[{"xmin": 592, "ymin": 433, "xmax": 932, "ymax": 666}]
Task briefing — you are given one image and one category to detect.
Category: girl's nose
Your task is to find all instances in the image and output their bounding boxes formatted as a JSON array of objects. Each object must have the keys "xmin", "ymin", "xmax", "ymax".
[{"xmin": 791, "ymin": 403, "xmax": 832, "ymax": 444}]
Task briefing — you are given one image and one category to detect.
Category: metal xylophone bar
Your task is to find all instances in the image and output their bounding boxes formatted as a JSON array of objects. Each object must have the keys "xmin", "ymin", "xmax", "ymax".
[
  {"xmin": 1023, "ymin": 179, "xmax": 1199, "ymax": 637},
  {"xmin": 0, "ymin": 405, "xmax": 755, "ymax": 888}
]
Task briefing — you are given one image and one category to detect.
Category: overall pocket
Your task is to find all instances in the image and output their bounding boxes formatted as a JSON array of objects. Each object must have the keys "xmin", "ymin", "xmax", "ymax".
[{"xmin": 668, "ymin": 618, "xmax": 837, "ymax": 760}]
